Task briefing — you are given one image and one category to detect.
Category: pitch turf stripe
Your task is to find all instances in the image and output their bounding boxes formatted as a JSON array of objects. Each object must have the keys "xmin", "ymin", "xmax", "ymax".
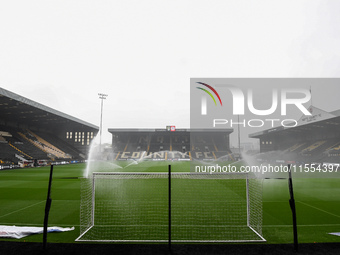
[
  {"xmin": 298, "ymin": 201, "xmax": 340, "ymax": 219},
  {"xmin": 3, "ymin": 223, "xmax": 337, "ymax": 228},
  {"xmin": 264, "ymin": 224, "xmax": 340, "ymax": 227},
  {"xmin": 88, "ymin": 224, "xmax": 340, "ymax": 228},
  {"xmin": 3, "ymin": 223, "xmax": 340, "ymax": 228},
  {"xmin": 263, "ymin": 201, "xmax": 293, "ymax": 203},
  {"xmin": 92, "ymin": 225, "xmax": 252, "ymax": 228},
  {"xmin": 0, "ymin": 200, "xmax": 45, "ymax": 219}
]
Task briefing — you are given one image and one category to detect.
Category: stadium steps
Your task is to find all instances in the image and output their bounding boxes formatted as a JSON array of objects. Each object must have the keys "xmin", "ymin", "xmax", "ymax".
[
  {"xmin": 123, "ymin": 137, "xmax": 131, "ymax": 152},
  {"xmin": 286, "ymin": 143, "xmax": 306, "ymax": 152},
  {"xmin": 0, "ymin": 142, "xmax": 20, "ymax": 162},
  {"xmin": 326, "ymin": 141, "xmax": 340, "ymax": 152},
  {"xmin": 36, "ymin": 131, "xmax": 82, "ymax": 159},
  {"xmin": 9, "ymin": 131, "xmax": 46, "ymax": 159},
  {"xmin": 212, "ymin": 138, "xmax": 219, "ymax": 152},
  {"xmin": 301, "ymin": 140, "xmax": 327, "ymax": 153},
  {"xmin": 300, "ymin": 141, "xmax": 335, "ymax": 160},
  {"xmin": 28, "ymin": 130, "xmax": 70, "ymax": 159},
  {"xmin": 18, "ymin": 132, "xmax": 53, "ymax": 159},
  {"xmin": 8, "ymin": 142, "xmax": 33, "ymax": 159},
  {"xmin": 20, "ymin": 130, "xmax": 71, "ymax": 159}
]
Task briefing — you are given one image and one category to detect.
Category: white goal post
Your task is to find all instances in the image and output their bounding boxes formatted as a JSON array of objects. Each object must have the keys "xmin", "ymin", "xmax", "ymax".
[{"xmin": 76, "ymin": 172, "xmax": 265, "ymax": 242}]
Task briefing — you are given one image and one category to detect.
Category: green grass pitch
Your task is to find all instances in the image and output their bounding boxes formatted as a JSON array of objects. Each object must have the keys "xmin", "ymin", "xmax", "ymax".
[{"xmin": 0, "ymin": 161, "xmax": 340, "ymax": 244}]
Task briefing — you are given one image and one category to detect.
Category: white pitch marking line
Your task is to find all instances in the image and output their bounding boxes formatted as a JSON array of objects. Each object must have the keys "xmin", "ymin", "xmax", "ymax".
[
  {"xmin": 298, "ymin": 201, "xmax": 340, "ymax": 219},
  {"xmin": 0, "ymin": 200, "xmax": 45, "ymax": 219}
]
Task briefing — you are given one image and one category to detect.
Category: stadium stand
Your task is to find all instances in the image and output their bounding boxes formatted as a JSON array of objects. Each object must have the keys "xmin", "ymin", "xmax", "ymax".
[
  {"xmin": 19, "ymin": 129, "xmax": 70, "ymax": 159},
  {"xmin": 286, "ymin": 143, "xmax": 306, "ymax": 153},
  {"xmin": 35, "ymin": 130, "xmax": 82, "ymax": 158},
  {"xmin": 301, "ymin": 140, "xmax": 326, "ymax": 154},
  {"xmin": 0, "ymin": 126, "xmax": 76, "ymax": 165},
  {"xmin": 323, "ymin": 140, "xmax": 340, "ymax": 161},
  {"xmin": 109, "ymin": 128, "xmax": 233, "ymax": 161},
  {"xmin": 249, "ymin": 106, "xmax": 340, "ymax": 164},
  {"xmin": 0, "ymin": 88, "xmax": 98, "ymax": 169}
]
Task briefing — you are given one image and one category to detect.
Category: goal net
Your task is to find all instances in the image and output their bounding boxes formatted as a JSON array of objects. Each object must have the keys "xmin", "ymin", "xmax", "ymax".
[{"xmin": 76, "ymin": 172, "xmax": 265, "ymax": 242}]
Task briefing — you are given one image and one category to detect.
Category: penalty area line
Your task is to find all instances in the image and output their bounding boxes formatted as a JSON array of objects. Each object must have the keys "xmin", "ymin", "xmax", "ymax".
[
  {"xmin": 0, "ymin": 200, "xmax": 45, "ymax": 219},
  {"xmin": 298, "ymin": 201, "xmax": 340, "ymax": 219}
]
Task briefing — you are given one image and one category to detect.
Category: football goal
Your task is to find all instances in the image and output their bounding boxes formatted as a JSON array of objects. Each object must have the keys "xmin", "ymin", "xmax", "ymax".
[{"xmin": 76, "ymin": 171, "xmax": 265, "ymax": 242}]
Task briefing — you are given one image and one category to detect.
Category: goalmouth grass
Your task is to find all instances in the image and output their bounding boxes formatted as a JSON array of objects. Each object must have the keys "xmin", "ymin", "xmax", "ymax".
[{"xmin": 76, "ymin": 171, "xmax": 264, "ymax": 243}]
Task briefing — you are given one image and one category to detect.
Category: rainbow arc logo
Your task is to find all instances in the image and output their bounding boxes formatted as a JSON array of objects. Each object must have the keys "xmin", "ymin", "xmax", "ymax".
[{"xmin": 196, "ymin": 82, "xmax": 223, "ymax": 106}]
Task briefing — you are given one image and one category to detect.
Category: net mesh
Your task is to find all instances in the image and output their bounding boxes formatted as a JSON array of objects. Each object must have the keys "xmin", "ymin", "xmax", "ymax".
[{"xmin": 77, "ymin": 172, "xmax": 264, "ymax": 242}]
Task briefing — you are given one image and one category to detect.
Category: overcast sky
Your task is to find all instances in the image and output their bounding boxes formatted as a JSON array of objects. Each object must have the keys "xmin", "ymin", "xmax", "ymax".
[{"xmin": 1, "ymin": 0, "xmax": 340, "ymax": 144}]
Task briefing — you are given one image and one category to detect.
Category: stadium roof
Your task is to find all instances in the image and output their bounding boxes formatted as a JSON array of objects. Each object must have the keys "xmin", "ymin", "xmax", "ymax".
[
  {"xmin": 249, "ymin": 105, "xmax": 340, "ymax": 139},
  {"xmin": 0, "ymin": 87, "xmax": 98, "ymax": 130}
]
